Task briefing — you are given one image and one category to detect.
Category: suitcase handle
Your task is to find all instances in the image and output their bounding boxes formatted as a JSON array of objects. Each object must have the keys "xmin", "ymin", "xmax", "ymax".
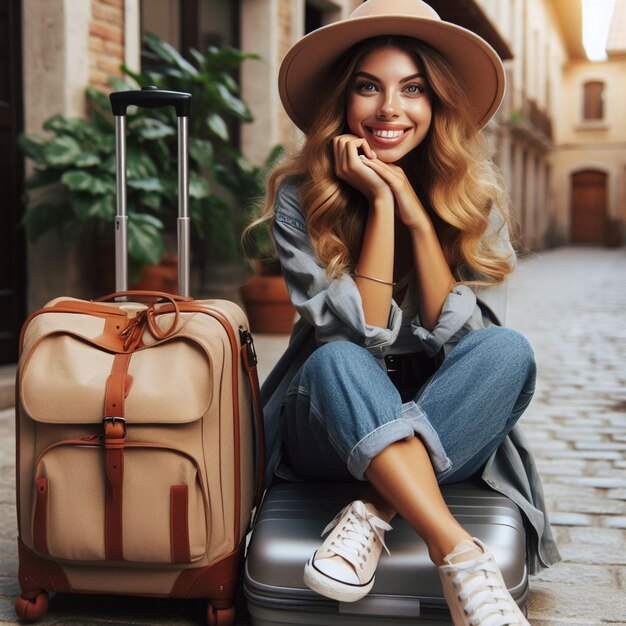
[
  {"xmin": 95, "ymin": 291, "xmax": 189, "ymax": 348},
  {"xmin": 110, "ymin": 87, "xmax": 191, "ymax": 297},
  {"xmin": 110, "ymin": 86, "xmax": 191, "ymax": 117},
  {"xmin": 95, "ymin": 290, "xmax": 193, "ymax": 304}
]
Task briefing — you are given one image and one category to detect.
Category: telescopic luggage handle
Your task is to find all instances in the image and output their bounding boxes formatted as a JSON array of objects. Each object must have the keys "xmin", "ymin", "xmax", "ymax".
[{"xmin": 110, "ymin": 86, "xmax": 192, "ymax": 297}]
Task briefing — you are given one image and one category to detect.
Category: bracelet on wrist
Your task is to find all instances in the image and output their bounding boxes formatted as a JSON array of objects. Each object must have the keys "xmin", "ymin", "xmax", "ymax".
[{"xmin": 353, "ymin": 271, "xmax": 396, "ymax": 286}]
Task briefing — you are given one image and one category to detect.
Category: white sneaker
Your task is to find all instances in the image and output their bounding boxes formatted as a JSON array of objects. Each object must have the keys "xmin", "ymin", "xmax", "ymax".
[
  {"xmin": 303, "ymin": 500, "xmax": 392, "ymax": 602},
  {"xmin": 439, "ymin": 538, "xmax": 530, "ymax": 626}
]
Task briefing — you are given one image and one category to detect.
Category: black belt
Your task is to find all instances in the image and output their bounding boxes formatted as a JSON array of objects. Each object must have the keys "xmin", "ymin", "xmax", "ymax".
[{"xmin": 384, "ymin": 352, "xmax": 438, "ymax": 401}]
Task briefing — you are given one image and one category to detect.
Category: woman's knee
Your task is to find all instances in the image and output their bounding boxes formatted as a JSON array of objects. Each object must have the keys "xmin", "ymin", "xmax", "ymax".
[{"xmin": 465, "ymin": 326, "xmax": 536, "ymax": 380}]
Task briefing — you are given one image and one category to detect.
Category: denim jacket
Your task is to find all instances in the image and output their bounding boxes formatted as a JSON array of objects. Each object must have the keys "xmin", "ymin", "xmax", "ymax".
[{"xmin": 260, "ymin": 177, "xmax": 561, "ymax": 574}]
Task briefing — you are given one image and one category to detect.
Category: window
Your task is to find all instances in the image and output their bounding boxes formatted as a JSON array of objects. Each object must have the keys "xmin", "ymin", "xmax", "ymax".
[
  {"xmin": 141, "ymin": 0, "xmax": 239, "ymax": 62},
  {"xmin": 583, "ymin": 81, "xmax": 604, "ymax": 121}
]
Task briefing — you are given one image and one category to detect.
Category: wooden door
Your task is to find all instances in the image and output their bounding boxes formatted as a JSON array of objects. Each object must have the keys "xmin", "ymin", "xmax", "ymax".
[
  {"xmin": 570, "ymin": 170, "xmax": 608, "ymax": 244},
  {"xmin": 0, "ymin": 0, "xmax": 26, "ymax": 364}
]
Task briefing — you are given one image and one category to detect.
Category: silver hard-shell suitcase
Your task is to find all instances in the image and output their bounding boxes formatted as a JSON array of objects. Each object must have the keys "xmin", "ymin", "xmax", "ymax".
[{"xmin": 244, "ymin": 481, "xmax": 528, "ymax": 625}]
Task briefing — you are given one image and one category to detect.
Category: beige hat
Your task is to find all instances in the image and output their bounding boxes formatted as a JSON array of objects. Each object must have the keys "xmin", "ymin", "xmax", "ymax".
[{"xmin": 278, "ymin": 0, "xmax": 505, "ymax": 132}]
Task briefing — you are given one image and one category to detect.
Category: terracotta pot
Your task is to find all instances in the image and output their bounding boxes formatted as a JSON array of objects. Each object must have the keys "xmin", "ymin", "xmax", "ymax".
[
  {"xmin": 240, "ymin": 274, "xmax": 296, "ymax": 334},
  {"xmin": 131, "ymin": 255, "xmax": 179, "ymax": 293}
]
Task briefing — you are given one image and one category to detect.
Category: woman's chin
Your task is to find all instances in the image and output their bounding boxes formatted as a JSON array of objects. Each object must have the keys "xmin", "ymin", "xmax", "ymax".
[{"xmin": 378, "ymin": 152, "xmax": 403, "ymax": 164}]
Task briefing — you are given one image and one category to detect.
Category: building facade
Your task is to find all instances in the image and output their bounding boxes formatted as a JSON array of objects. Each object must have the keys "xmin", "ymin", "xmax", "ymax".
[
  {"xmin": 3, "ymin": 0, "xmax": 622, "ymax": 363},
  {"xmin": 551, "ymin": 0, "xmax": 626, "ymax": 247}
]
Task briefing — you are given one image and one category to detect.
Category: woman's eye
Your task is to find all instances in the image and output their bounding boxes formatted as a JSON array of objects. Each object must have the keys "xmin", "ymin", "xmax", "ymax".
[
  {"xmin": 404, "ymin": 83, "xmax": 424, "ymax": 95},
  {"xmin": 355, "ymin": 81, "xmax": 377, "ymax": 93}
]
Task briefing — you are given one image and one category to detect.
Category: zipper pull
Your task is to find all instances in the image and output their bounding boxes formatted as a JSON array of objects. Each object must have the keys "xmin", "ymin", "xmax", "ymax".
[{"xmin": 239, "ymin": 326, "xmax": 258, "ymax": 366}]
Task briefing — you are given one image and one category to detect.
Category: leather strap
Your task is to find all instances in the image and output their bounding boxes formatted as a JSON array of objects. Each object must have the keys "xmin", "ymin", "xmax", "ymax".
[
  {"xmin": 103, "ymin": 353, "xmax": 132, "ymax": 561},
  {"xmin": 240, "ymin": 330, "xmax": 265, "ymax": 512},
  {"xmin": 32, "ymin": 477, "xmax": 49, "ymax": 556},
  {"xmin": 170, "ymin": 485, "xmax": 191, "ymax": 563}
]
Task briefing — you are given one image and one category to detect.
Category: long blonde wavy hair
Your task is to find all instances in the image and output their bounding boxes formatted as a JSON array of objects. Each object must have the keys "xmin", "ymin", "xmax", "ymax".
[{"xmin": 250, "ymin": 35, "xmax": 513, "ymax": 284}]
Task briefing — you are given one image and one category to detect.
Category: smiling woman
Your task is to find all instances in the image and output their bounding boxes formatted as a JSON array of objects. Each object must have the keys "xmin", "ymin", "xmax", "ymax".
[{"xmin": 245, "ymin": 1, "xmax": 561, "ymax": 624}]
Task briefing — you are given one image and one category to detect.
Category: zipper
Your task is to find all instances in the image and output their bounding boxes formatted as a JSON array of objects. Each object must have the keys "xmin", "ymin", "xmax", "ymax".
[{"xmin": 239, "ymin": 326, "xmax": 257, "ymax": 366}]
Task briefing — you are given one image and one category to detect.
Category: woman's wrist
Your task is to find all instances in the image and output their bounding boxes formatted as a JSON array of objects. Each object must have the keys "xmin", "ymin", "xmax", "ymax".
[
  {"xmin": 408, "ymin": 214, "xmax": 435, "ymax": 239},
  {"xmin": 370, "ymin": 191, "xmax": 394, "ymax": 213}
]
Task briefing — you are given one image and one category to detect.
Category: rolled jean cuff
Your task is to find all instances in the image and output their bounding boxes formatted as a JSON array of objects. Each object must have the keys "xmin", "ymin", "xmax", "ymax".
[{"xmin": 346, "ymin": 401, "xmax": 453, "ymax": 480}]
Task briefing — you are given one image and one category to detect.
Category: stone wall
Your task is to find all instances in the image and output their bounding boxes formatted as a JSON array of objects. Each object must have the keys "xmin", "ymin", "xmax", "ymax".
[{"xmin": 89, "ymin": 0, "xmax": 125, "ymax": 92}]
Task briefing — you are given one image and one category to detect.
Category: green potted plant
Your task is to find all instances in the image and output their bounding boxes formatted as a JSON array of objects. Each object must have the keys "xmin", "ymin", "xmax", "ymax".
[
  {"xmin": 19, "ymin": 85, "xmax": 174, "ymax": 294},
  {"xmin": 19, "ymin": 34, "xmax": 259, "ymax": 296}
]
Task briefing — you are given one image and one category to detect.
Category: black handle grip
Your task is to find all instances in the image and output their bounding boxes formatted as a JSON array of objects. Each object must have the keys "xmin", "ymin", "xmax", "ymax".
[{"xmin": 109, "ymin": 86, "xmax": 191, "ymax": 117}]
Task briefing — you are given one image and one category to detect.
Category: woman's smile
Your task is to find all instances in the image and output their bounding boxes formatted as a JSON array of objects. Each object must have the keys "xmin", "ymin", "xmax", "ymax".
[{"xmin": 364, "ymin": 124, "xmax": 412, "ymax": 147}]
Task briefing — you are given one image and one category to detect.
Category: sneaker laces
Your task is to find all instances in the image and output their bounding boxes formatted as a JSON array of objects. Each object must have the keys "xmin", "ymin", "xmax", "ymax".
[
  {"xmin": 320, "ymin": 501, "xmax": 392, "ymax": 571},
  {"xmin": 449, "ymin": 552, "xmax": 524, "ymax": 626}
]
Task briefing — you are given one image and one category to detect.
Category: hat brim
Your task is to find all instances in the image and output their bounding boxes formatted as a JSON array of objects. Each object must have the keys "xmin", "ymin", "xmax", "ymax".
[{"xmin": 279, "ymin": 15, "xmax": 505, "ymax": 132}]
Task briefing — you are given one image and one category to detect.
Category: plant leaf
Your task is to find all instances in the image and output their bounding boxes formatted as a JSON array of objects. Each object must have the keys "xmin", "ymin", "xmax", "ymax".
[
  {"xmin": 189, "ymin": 48, "xmax": 205, "ymax": 67},
  {"xmin": 216, "ymin": 84, "xmax": 252, "ymax": 121},
  {"xmin": 119, "ymin": 64, "xmax": 144, "ymax": 87},
  {"xmin": 127, "ymin": 146, "xmax": 158, "ymax": 179},
  {"xmin": 86, "ymin": 87, "xmax": 111, "ymax": 111},
  {"xmin": 61, "ymin": 170, "xmax": 114, "ymax": 195},
  {"xmin": 43, "ymin": 135, "xmax": 83, "ymax": 167},
  {"xmin": 144, "ymin": 32, "xmax": 199, "ymax": 77},
  {"xmin": 189, "ymin": 171, "xmax": 210, "ymax": 199},
  {"xmin": 219, "ymin": 73, "xmax": 239, "ymax": 94},
  {"xmin": 133, "ymin": 117, "xmax": 176, "ymax": 140},
  {"xmin": 128, "ymin": 212, "xmax": 164, "ymax": 266},
  {"xmin": 75, "ymin": 153, "xmax": 102, "ymax": 167},
  {"xmin": 206, "ymin": 113, "xmax": 229, "ymax": 141},
  {"xmin": 189, "ymin": 138, "xmax": 214, "ymax": 168},
  {"xmin": 140, "ymin": 193, "xmax": 162, "ymax": 210},
  {"xmin": 18, "ymin": 133, "xmax": 47, "ymax": 161},
  {"xmin": 108, "ymin": 76, "xmax": 137, "ymax": 92},
  {"xmin": 127, "ymin": 177, "xmax": 164, "ymax": 192},
  {"xmin": 43, "ymin": 115, "xmax": 91, "ymax": 140}
]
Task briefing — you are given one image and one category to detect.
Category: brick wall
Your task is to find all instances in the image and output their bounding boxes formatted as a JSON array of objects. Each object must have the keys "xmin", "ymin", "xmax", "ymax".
[{"xmin": 89, "ymin": 0, "xmax": 125, "ymax": 92}]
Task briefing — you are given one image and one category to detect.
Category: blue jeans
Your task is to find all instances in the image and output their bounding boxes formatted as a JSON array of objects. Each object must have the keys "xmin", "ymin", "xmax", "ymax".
[{"xmin": 281, "ymin": 327, "xmax": 536, "ymax": 484}]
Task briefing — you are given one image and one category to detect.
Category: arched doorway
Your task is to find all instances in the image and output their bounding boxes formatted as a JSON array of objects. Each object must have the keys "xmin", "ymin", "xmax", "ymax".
[{"xmin": 570, "ymin": 170, "xmax": 608, "ymax": 244}]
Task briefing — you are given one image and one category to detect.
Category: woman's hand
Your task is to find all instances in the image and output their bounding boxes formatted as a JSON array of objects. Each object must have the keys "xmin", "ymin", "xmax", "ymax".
[
  {"xmin": 332, "ymin": 134, "xmax": 392, "ymax": 204},
  {"xmin": 360, "ymin": 157, "xmax": 430, "ymax": 231}
]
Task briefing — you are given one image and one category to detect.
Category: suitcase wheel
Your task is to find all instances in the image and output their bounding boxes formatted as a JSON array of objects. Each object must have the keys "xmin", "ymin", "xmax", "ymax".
[
  {"xmin": 206, "ymin": 604, "xmax": 235, "ymax": 626},
  {"xmin": 15, "ymin": 591, "xmax": 49, "ymax": 622}
]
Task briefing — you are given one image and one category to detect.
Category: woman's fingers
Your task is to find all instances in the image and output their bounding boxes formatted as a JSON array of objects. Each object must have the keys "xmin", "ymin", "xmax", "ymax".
[
  {"xmin": 360, "ymin": 158, "xmax": 403, "ymax": 189},
  {"xmin": 332, "ymin": 135, "xmax": 391, "ymax": 200},
  {"xmin": 333, "ymin": 135, "xmax": 375, "ymax": 177}
]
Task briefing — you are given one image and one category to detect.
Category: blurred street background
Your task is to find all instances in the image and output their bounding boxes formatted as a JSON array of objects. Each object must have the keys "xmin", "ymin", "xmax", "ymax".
[{"xmin": 1, "ymin": 0, "xmax": 625, "ymax": 624}]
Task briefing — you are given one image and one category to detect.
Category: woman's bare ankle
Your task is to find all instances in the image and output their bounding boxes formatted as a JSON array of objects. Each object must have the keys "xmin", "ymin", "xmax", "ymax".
[
  {"xmin": 427, "ymin": 528, "xmax": 473, "ymax": 566},
  {"xmin": 361, "ymin": 489, "xmax": 396, "ymax": 523}
]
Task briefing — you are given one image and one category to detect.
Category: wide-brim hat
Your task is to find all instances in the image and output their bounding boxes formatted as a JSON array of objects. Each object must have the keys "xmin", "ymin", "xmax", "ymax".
[{"xmin": 278, "ymin": 0, "xmax": 505, "ymax": 133}]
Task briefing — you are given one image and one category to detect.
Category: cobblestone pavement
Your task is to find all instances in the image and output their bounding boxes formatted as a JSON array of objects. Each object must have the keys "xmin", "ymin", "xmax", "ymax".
[{"xmin": 0, "ymin": 246, "xmax": 625, "ymax": 625}]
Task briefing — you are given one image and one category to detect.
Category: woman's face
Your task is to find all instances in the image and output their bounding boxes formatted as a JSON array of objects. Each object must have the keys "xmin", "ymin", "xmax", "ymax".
[{"xmin": 346, "ymin": 45, "xmax": 432, "ymax": 163}]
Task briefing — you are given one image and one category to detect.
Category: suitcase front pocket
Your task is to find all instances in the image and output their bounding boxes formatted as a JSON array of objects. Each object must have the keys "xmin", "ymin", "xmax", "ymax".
[{"xmin": 32, "ymin": 441, "xmax": 208, "ymax": 564}]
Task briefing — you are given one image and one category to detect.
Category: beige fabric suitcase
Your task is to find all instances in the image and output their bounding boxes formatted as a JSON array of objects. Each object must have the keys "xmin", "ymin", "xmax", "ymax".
[{"xmin": 14, "ymin": 88, "xmax": 264, "ymax": 626}]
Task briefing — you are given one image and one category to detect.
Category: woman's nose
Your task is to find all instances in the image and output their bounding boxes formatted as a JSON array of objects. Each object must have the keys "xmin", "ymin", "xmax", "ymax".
[{"xmin": 378, "ymin": 92, "xmax": 400, "ymax": 118}]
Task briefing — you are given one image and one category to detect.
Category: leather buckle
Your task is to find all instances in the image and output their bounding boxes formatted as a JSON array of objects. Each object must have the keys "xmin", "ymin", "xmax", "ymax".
[
  {"xmin": 104, "ymin": 416, "xmax": 126, "ymax": 439},
  {"xmin": 384, "ymin": 354, "xmax": 399, "ymax": 374}
]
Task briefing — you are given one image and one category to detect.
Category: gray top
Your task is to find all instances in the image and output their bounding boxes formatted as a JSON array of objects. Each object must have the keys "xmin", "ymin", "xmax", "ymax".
[{"xmin": 260, "ymin": 177, "xmax": 561, "ymax": 574}]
